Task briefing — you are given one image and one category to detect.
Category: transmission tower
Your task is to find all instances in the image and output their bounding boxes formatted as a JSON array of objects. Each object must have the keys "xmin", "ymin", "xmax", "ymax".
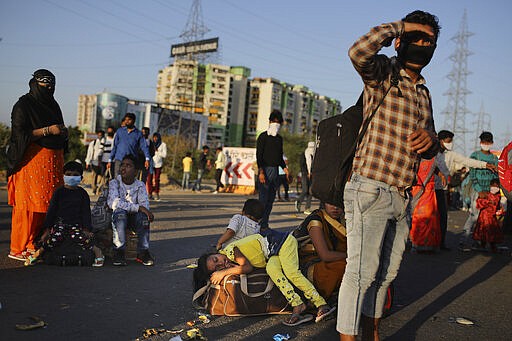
[
  {"xmin": 473, "ymin": 102, "xmax": 491, "ymax": 151},
  {"xmin": 442, "ymin": 10, "xmax": 473, "ymax": 155},
  {"xmin": 177, "ymin": 0, "xmax": 210, "ymax": 62}
]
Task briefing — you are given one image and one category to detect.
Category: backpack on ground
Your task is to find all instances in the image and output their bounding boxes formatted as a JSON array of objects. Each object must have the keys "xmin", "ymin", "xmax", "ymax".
[
  {"xmin": 311, "ymin": 69, "xmax": 400, "ymax": 207},
  {"xmin": 43, "ymin": 238, "xmax": 95, "ymax": 266},
  {"xmin": 192, "ymin": 268, "xmax": 291, "ymax": 316}
]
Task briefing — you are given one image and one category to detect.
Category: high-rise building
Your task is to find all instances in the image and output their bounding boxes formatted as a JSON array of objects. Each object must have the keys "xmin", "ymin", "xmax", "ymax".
[
  {"xmin": 156, "ymin": 61, "xmax": 251, "ymax": 147},
  {"xmin": 245, "ymin": 78, "xmax": 341, "ymax": 147}
]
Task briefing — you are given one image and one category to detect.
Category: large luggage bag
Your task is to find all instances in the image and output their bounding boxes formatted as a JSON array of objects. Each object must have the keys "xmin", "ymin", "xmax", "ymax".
[{"xmin": 193, "ymin": 268, "xmax": 291, "ymax": 316}]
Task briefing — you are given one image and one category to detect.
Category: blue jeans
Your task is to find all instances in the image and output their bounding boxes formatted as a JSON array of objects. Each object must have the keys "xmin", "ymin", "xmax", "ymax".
[
  {"xmin": 258, "ymin": 166, "xmax": 280, "ymax": 229},
  {"xmin": 193, "ymin": 169, "xmax": 204, "ymax": 190},
  {"xmin": 182, "ymin": 172, "xmax": 190, "ymax": 189},
  {"xmin": 337, "ymin": 174, "xmax": 411, "ymax": 335},
  {"xmin": 112, "ymin": 209, "xmax": 150, "ymax": 252}
]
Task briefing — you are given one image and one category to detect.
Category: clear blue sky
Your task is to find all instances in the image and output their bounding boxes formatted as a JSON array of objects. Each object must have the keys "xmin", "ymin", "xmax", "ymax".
[{"xmin": 1, "ymin": 0, "xmax": 511, "ymax": 152}]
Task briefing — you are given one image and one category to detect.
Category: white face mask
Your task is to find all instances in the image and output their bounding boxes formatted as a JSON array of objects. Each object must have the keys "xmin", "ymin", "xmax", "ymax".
[
  {"xmin": 443, "ymin": 142, "xmax": 453, "ymax": 151},
  {"xmin": 267, "ymin": 122, "xmax": 281, "ymax": 136},
  {"xmin": 490, "ymin": 187, "xmax": 500, "ymax": 194},
  {"xmin": 480, "ymin": 143, "xmax": 493, "ymax": 151}
]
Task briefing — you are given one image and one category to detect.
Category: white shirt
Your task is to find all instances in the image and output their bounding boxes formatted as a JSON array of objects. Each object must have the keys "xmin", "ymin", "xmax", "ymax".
[
  {"xmin": 152, "ymin": 142, "xmax": 167, "ymax": 168},
  {"xmin": 222, "ymin": 214, "xmax": 261, "ymax": 248},
  {"xmin": 434, "ymin": 150, "xmax": 487, "ymax": 190},
  {"xmin": 85, "ymin": 138, "xmax": 105, "ymax": 167}
]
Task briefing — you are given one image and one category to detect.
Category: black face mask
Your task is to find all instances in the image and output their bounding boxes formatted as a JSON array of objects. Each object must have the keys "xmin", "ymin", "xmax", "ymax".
[
  {"xmin": 398, "ymin": 42, "xmax": 436, "ymax": 69},
  {"xmin": 107, "ymin": 132, "xmax": 114, "ymax": 137}
]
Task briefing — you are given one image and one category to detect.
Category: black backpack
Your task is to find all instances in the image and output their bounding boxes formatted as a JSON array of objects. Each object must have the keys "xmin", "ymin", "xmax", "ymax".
[{"xmin": 311, "ymin": 72, "xmax": 399, "ymax": 207}]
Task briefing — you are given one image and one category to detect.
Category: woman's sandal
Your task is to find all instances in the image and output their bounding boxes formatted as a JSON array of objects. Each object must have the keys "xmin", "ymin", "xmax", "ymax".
[
  {"xmin": 282, "ymin": 313, "xmax": 314, "ymax": 326},
  {"xmin": 24, "ymin": 255, "xmax": 38, "ymax": 267},
  {"xmin": 92, "ymin": 257, "xmax": 105, "ymax": 267},
  {"xmin": 315, "ymin": 305, "xmax": 337, "ymax": 323}
]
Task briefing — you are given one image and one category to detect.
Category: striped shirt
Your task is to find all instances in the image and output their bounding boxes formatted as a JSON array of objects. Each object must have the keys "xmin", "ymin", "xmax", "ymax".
[{"xmin": 349, "ymin": 21, "xmax": 439, "ymax": 187}]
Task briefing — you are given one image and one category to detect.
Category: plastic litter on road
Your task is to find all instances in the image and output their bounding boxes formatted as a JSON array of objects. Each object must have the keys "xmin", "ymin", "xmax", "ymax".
[
  {"xmin": 15, "ymin": 316, "xmax": 47, "ymax": 331},
  {"xmin": 273, "ymin": 333, "xmax": 291, "ymax": 341}
]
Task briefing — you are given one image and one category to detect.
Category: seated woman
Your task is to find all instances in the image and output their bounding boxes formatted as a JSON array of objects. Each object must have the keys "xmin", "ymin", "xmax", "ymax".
[
  {"xmin": 194, "ymin": 231, "xmax": 336, "ymax": 326},
  {"xmin": 294, "ymin": 202, "xmax": 347, "ymax": 301}
]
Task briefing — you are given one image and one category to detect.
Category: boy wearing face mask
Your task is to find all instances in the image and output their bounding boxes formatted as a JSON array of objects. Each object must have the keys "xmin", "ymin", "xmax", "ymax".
[
  {"xmin": 25, "ymin": 161, "xmax": 104, "ymax": 267},
  {"xmin": 435, "ymin": 130, "xmax": 497, "ymax": 249},
  {"xmin": 459, "ymin": 131, "xmax": 499, "ymax": 251},
  {"xmin": 256, "ymin": 110, "xmax": 291, "ymax": 229}
]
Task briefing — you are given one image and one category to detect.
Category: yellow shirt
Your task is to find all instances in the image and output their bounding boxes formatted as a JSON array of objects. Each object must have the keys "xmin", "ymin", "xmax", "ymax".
[
  {"xmin": 220, "ymin": 234, "xmax": 267, "ymax": 268},
  {"xmin": 182, "ymin": 156, "xmax": 193, "ymax": 172}
]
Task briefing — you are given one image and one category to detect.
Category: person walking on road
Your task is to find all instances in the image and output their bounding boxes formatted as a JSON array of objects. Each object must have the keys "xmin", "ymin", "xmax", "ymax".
[
  {"xmin": 85, "ymin": 130, "xmax": 105, "ymax": 195},
  {"xmin": 337, "ymin": 11, "xmax": 440, "ymax": 340},
  {"xmin": 147, "ymin": 132, "xmax": 167, "ymax": 201},
  {"xmin": 213, "ymin": 147, "xmax": 226, "ymax": 194},
  {"xmin": 295, "ymin": 142, "xmax": 315, "ymax": 215},
  {"xmin": 192, "ymin": 145, "xmax": 210, "ymax": 192},
  {"xmin": 459, "ymin": 131, "xmax": 499, "ymax": 251},
  {"xmin": 256, "ymin": 110, "xmax": 290, "ymax": 229},
  {"xmin": 182, "ymin": 152, "xmax": 193, "ymax": 190}
]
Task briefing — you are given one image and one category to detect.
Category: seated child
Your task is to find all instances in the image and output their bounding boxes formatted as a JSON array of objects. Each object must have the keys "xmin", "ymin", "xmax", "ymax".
[
  {"xmin": 473, "ymin": 178, "xmax": 505, "ymax": 252},
  {"xmin": 215, "ymin": 199, "xmax": 264, "ymax": 251},
  {"xmin": 25, "ymin": 161, "xmax": 104, "ymax": 267},
  {"xmin": 194, "ymin": 231, "xmax": 336, "ymax": 326}
]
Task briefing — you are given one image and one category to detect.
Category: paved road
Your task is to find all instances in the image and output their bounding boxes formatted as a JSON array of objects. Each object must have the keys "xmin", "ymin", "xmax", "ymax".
[{"xmin": 1, "ymin": 186, "xmax": 511, "ymax": 340}]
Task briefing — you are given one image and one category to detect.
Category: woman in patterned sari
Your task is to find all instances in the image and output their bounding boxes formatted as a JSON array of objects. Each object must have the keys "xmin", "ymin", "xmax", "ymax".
[{"xmin": 6, "ymin": 69, "xmax": 68, "ymax": 261}]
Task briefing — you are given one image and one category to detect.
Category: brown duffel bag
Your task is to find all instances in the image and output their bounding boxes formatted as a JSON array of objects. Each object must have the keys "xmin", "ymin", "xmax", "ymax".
[{"xmin": 192, "ymin": 268, "xmax": 291, "ymax": 316}]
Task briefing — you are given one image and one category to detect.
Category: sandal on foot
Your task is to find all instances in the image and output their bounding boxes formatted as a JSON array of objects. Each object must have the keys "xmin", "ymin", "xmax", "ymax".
[
  {"xmin": 315, "ymin": 305, "xmax": 336, "ymax": 323},
  {"xmin": 24, "ymin": 255, "xmax": 38, "ymax": 266},
  {"xmin": 282, "ymin": 313, "xmax": 314, "ymax": 326},
  {"xmin": 92, "ymin": 257, "xmax": 105, "ymax": 267}
]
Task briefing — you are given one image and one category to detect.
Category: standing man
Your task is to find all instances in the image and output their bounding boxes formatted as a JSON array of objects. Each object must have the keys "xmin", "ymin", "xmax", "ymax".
[
  {"xmin": 193, "ymin": 145, "xmax": 210, "ymax": 192},
  {"xmin": 102, "ymin": 126, "xmax": 115, "ymax": 180},
  {"xmin": 337, "ymin": 11, "xmax": 440, "ymax": 340},
  {"xmin": 140, "ymin": 127, "xmax": 155, "ymax": 183},
  {"xmin": 295, "ymin": 142, "xmax": 315, "ymax": 215},
  {"xmin": 256, "ymin": 110, "xmax": 290, "ymax": 230},
  {"xmin": 107, "ymin": 113, "xmax": 150, "ymax": 178},
  {"xmin": 459, "ymin": 131, "xmax": 499, "ymax": 251},
  {"xmin": 85, "ymin": 130, "xmax": 105, "ymax": 195},
  {"xmin": 213, "ymin": 147, "xmax": 226, "ymax": 194}
]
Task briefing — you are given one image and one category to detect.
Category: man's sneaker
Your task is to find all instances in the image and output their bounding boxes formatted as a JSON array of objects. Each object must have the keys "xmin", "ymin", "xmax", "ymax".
[
  {"xmin": 136, "ymin": 250, "xmax": 155, "ymax": 266},
  {"xmin": 294, "ymin": 201, "xmax": 301, "ymax": 213},
  {"xmin": 112, "ymin": 249, "xmax": 127, "ymax": 266},
  {"xmin": 155, "ymin": 193, "xmax": 160, "ymax": 201},
  {"xmin": 303, "ymin": 209, "xmax": 312, "ymax": 215}
]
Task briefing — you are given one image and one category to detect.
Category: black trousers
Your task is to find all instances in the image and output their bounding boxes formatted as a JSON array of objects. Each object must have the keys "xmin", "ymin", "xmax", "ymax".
[{"xmin": 215, "ymin": 169, "xmax": 224, "ymax": 191}]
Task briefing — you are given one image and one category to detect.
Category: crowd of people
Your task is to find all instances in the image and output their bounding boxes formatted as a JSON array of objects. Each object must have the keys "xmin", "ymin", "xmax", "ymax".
[{"xmin": 5, "ymin": 9, "xmax": 512, "ymax": 340}]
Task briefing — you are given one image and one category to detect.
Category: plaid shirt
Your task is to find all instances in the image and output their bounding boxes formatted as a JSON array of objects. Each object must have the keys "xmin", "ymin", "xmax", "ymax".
[{"xmin": 349, "ymin": 21, "xmax": 439, "ymax": 187}]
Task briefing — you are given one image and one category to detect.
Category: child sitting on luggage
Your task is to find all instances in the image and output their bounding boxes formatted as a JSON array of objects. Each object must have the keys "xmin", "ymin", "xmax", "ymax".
[
  {"xmin": 195, "ymin": 231, "xmax": 336, "ymax": 326},
  {"xmin": 25, "ymin": 161, "xmax": 104, "ymax": 267},
  {"xmin": 215, "ymin": 199, "xmax": 264, "ymax": 251}
]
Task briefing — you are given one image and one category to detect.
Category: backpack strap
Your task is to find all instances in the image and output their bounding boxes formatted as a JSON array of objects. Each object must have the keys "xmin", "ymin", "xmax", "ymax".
[{"xmin": 337, "ymin": 65, "xmax": 400, "ymax": 181}]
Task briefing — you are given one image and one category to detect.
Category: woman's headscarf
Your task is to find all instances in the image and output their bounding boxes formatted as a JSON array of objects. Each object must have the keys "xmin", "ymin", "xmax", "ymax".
[
  {"xmin": 6, "ymin": 69, "xmax": 66, "ymax": 176},
  {"xmin": 153, "ymin": 132, "xmax": 162, "ymax": 149}
]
